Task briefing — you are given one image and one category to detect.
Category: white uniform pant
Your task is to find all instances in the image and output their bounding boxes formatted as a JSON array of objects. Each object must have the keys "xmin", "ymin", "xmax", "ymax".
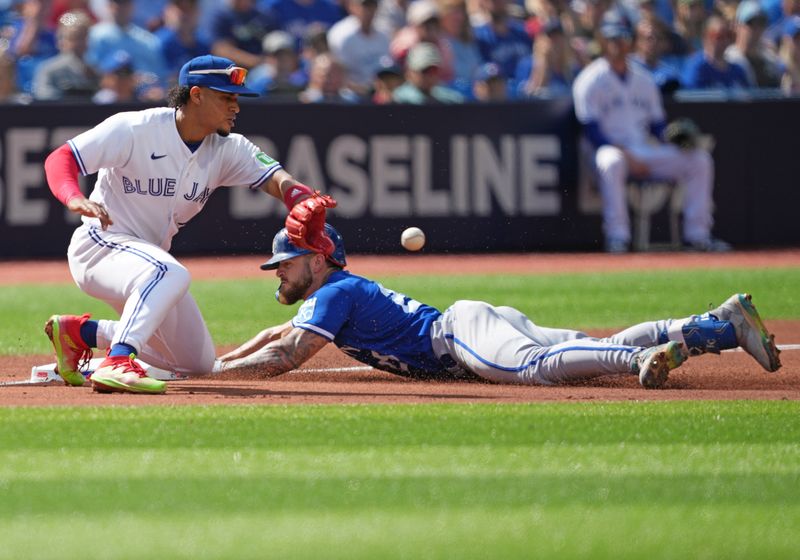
[
  {"xmin": 431, "ymin": 300, "xmax": 679, "ymax": 385},
  {"xmin": 594, "ymin": 143, "xmax": 714, "ymax": 243},
  {"xmin": 66, "ymin": 225, "xmax": 216, "ymax": 375}
]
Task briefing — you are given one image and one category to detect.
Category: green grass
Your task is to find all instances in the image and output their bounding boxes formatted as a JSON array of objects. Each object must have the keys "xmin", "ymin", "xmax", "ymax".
[
  {"xmin": 0, "ymin": 402, "xmax": 798, "ymax": 559},
  {"xmin": 2, "ymin": 267, "xmax": 799, "ymax": 355}
]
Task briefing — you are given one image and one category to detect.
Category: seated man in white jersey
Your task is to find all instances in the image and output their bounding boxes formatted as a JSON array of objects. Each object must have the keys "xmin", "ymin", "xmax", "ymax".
[
  {"xmin": 572, "ymin": 17, "xmax": 730, "ymax": 254},
  {"xmin": 42, "ymin": 54, "xmax": 337, "ymax": 394},
  {"xmin": 216, "ymin": 224, "xmax": 781, "ymax": 388}
]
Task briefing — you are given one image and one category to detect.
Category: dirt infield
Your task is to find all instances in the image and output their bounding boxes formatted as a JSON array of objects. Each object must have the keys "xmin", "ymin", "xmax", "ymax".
[{"xmin": 1, "ymin": 250, "xmax": 798, "ymax": 406}]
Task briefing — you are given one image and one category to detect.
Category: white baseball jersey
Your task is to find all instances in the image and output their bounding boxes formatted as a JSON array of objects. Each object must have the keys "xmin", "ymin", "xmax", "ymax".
[
  {"xmin": 63, "ymin": 107, "xmax": 283, "ymax": 375},
  {"xmin": 572, "ymin": 58, "xmax": 665, "ymax": 149},
  {"xmin": 68, "ymin": 107, "xmax": 282, "ymax": 250}
]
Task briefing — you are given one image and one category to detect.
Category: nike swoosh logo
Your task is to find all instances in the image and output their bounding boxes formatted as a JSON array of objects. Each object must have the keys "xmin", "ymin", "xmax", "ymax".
[{"xmin": 150, "ymin": 153, "xmax": 167, "ymax": 160}]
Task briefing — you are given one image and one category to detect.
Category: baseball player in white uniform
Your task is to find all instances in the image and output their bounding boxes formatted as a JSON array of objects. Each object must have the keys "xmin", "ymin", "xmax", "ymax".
[
  {"xmin": 216, "ymin": 224, "xmax": 781, "ymax": 388},
  {"xmin": 572, "ymin": 18, "xmax": 729, "ymax": 253},
  {"xmin": 43, "ymin": 55, "xmax": 336, "ymax": 394}
]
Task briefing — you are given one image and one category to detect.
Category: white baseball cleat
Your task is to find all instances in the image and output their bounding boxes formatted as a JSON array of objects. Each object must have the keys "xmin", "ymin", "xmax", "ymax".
[
  {"xmin": 636, "ymin": 341, "xmax": 689, "ymax": 389},
  {"xmin": 709, "ymin": 294, "xmax": 781, "ymax": 372}
]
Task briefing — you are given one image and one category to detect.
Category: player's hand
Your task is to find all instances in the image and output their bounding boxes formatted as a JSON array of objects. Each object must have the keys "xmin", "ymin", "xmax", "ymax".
[
  {"xmin": 285, "ymin": 192, "xmax": 337, "ymax": 254},
  {"xmin": 66, "ymin": 195, "xmax": 113, "ymax": 230}
]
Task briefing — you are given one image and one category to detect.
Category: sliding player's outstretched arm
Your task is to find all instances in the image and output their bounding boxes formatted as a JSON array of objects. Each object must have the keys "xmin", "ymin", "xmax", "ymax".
[{"xmin": 217, "ymin": 327, "xmax": 329, "ymax": 378}]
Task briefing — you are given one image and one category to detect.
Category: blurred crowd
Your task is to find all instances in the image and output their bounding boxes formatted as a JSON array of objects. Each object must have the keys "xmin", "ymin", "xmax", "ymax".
[{"xmin": 0, "ymin": 0, "xmax": 798, "ymax": 104}]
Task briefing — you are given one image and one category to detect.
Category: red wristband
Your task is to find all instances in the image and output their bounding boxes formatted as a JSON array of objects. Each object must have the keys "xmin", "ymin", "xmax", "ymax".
[
  {"xmin": 282, "ymin": 182, "xmax": 314, "ymax": 210},
  {"xmin": 44, "ymin": 144, "xmax": 83, "ymax": 206}
]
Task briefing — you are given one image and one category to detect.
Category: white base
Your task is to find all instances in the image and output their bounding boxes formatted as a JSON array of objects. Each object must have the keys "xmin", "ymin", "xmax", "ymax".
[{"xmin": 30, "ymin": 357, "xmax": 185, "ymax": 383}]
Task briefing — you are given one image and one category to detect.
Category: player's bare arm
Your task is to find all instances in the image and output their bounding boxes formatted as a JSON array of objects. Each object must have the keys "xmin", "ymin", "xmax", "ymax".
[
  {"xmin": 218, "ymin": 321, "xmax": 294, "ymax": 361},
  {"xmin": 260, "ymin": 168, "xmax": 301, "ymax": 201},
  {"xmin": 217, "ymin": 327, "xmax": 329, "ymax": 378}
]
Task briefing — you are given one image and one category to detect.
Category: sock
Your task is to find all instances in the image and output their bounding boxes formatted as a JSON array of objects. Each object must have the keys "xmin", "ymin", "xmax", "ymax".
[
  {"xmin": 79, "ymin": 320, "xmax": 98, "ymax": 348},
  {"xmin": 681, "ymin": 313, "xmax": 737, "ymax": 355},
  {"xmin": 108, "ymin": 343, "xmax": 138, "ymax": 358}
]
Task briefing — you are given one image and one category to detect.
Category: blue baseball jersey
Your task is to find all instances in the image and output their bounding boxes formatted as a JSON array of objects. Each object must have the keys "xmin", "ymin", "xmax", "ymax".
[
  {"xmin": 291, "ymin": 271, "xmax": 445, "ymax": 377},
  {"xmin": 473, "ymin": 21, "xmax": 532, "ymax": 80}
]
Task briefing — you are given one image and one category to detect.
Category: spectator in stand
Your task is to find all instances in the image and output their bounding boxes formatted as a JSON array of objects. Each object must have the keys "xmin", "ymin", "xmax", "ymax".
[
  {"xmin": 568, "ymin": 0, "xmax": 613, "ymax": 65},
  {"xmin": 32, "ymin": 10, "xmax": 97, "ymax": 100},
  {"xmin": 371, "ymin": 53, "xmax": 404, "ymax": 102},
  {"xmin": 779, "ymin": 15, "xmax": 800, "ymax": 93},
  {"xmin": 437, "ymin": 0, "xmax": 482, "ymax": 96},
  {"xmin": 208, "ymin": 0, "xmax": 278, "ymax": 68},
  {"xmin": 155, "ymin": 0, "xmax": 210, "ymax": 78},
  {"xmin": 515, "ymin": 18, "xmax": 579, "ymax": 97},
  {"xmin": 85, "ymin": 0, "xmax": 169, "ymax": 85},
  {"xmin": 327, "ymin": 0, "xmax": 390, "ymax": 95},
  {"xmin": 572, "ymin": 18, "xmax": 729, "ymax": 253},
  {"xmin": 630, "ymin": 18, "xmax": 681, "ymax": 94},
  {"xmin": 392, "ymin": 40, "xmax": 465, "ymax": 102},
  {"xmin": 299, "ymin": 51, "xmax": 360, "ymax": 101},
  {"xmin": 765, "ymin": 0, "xmax": 800, "ymax": 47},
  {"xmin": 91, "ymin": 48, "xmax": 137, "ymax": 103},
  {"xmin": 299, "ymin": 22, "xmax": 328, "ymax": 72},
  {"xmin": 260, "ymin": 0, "xmax": 343, "ymax": 44},
  {"xmin": 0, "ymin": 47, "xmax": 32, "ymax": 103},
  {"xmin": 472, "ymin": 0, "xmax": 532, "ymax": 77},
  {"xmin": 725, "ymin": 0, "xmax": 784, "ymax": 88},
  {"xmin": 7, "ymin": 0, "xmax": 59, "ymax": 94},
  {"xmin": 391, "ymin": 0, "xmax": 454, "ymax": 81},
  {"xmin": 472, "ymin": 60, "xmax": 507, "ymax": 99},
  {"xmin": 248, "ymin": 29, "xmax": 307, "ymax": 100},
  {"xmin": 673, "ymin": 0, "xmax": 705, "ymax": 55},
  {"xmin": 681, "ymin": 15, "xmax": 750, "ymax": 89}
]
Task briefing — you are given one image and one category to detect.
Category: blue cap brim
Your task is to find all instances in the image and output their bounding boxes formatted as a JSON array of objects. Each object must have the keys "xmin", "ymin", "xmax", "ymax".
[
  {"xmin": 209, "ymin": 85, "xmax": 260, "ymax": 97},
  {"xmin": 260, "ymin": 248, "xmax": 312, "ymax": 270}
]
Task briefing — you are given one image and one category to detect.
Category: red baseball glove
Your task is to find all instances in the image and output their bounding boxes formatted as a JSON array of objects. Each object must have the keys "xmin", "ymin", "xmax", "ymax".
[{"xmin": 285, "ymin": 191, "xmax": 337, "ymax": 254}]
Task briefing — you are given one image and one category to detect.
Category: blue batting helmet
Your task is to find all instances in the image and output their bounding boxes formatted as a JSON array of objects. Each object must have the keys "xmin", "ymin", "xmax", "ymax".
[{"xmin": 260, "ymin": 224, "xmax": 347, "ymax": 270}]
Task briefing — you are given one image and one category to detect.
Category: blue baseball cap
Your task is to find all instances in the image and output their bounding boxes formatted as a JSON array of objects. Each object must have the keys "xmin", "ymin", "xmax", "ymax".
[
  {"xmin": 261, "ymin": 224, "xmax": 347, "ymax": 270},
  {"xmin": 178, "ymin": 55, "xmax": 259, "ymax": 97},
  {"xmin": 599, "ymin": 11, "xmax": 632, "ymax": 39},
  {"xmin": 600, "ymin": 21, "xmax": 632, "ymax": 39}
]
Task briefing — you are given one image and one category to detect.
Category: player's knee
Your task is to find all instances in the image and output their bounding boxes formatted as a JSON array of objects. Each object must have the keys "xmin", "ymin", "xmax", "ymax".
[
  {"xmin": 595, "ymin": 146, "xmax": 625, "ymax": 173},
  {"xmin": 163, "ymin": 263, "xmax": 192, "ymax": 294},
  {"xmin": 165, "ymin": 264, "xmax": 192, "ymax": 290}
]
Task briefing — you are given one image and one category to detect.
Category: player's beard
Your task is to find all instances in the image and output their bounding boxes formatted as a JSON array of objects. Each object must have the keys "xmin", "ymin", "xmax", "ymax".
[
  {"xmin": 216, "ymin": 128, "xmax": 230, "ymax": 137},
  {"xmin": 276, "ymin": 262, "xmax": 313, "ymax": 305}
]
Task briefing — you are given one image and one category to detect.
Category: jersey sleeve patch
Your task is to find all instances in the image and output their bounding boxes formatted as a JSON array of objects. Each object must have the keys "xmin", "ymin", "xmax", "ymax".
[
  {"xmin": 291, "ymin": 297, "xmax": 336, "ymax": 340},
  {"xmin": 290, "ymin": 285, "xmax": 354, "ymax": 341},
  {"xmin": 256, "ymin": 152, "xmax": 276, "ymax": 166}
]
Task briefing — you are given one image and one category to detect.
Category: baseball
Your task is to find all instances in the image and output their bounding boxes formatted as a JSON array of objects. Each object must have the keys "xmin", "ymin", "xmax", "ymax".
[{"xmin": 401, "ymin": 227, "xmax": 426, "ymax": 251}]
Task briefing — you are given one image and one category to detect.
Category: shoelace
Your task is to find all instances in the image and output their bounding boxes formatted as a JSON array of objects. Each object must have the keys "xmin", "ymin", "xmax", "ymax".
[
  {"xmin": 76, "ymin": 347, "xmax": 93, "ymax": 372},
  {"xmin": 125, "ymin": 354, "xmax": 148, "ymax": 378},
  {"xmin": 73, "ymin": 313, "xmax": 94, "ymax": 373}
]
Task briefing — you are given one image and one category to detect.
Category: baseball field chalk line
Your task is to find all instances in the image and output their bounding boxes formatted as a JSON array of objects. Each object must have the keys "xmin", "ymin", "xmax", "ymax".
[
  {"xmin": 723, "ymin": 344, "xmax": 800, "ymax": 352},
  {"xmin": 1, "ymin": 345, "xmax": 797, "ymax": 387}
]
